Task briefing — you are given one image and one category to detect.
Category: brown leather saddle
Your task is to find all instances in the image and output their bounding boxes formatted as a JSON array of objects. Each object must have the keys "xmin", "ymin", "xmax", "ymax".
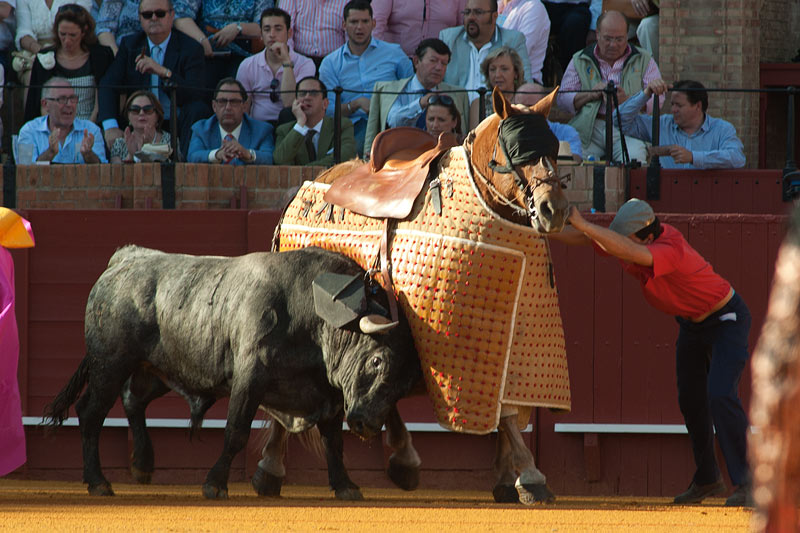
[{"xmin": 323, "ymin": 127, "xmax": 459, "ymax": 219}]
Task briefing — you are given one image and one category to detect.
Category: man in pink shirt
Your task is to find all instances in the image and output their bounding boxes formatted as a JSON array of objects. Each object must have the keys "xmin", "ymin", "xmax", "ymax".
[
  {"xmin": 279, "ymin": 0, "xmax": 348, "ymax": 67},
  {"xmin": 551, "ymin": 199, "xmax": 753, "ymax": 507},
  {"xmin": 372, "ymin": 0, "xmax": 466, "ymax": 57},
  {"xmin": 497, "ymin": 0, "xmax": 550, "ymax": 84},
  {"xmin": 237, "ymin": 7, "xmax": 316, "ymax": 124}
]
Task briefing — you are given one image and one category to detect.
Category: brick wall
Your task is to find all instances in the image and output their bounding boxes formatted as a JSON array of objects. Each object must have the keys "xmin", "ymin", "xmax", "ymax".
[
  {"xmin": 659, "ymin": 0, "xmax": 761, "ymax": 168},
  {"xmin": 760, "ymin": 0, "xmax": 800, "ymax": 63}
]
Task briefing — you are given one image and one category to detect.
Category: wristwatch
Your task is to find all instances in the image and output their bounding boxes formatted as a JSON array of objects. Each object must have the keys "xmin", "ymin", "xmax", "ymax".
[{"xmin": 236, "ymin": 22, "xmax": 243, "ymax": 35}]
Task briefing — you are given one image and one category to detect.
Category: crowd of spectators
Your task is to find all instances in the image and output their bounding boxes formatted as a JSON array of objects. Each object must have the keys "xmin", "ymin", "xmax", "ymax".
[{"xmin": 0, "ymin": 0, "xmax": 744, "ymax": 170}]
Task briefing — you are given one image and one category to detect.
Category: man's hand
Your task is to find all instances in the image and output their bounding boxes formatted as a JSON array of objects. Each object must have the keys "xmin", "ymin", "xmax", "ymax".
[
  {"xmin": 210, "ymin": 23, "xmax": 240, "ymax": 48},
  {"xmin": 574, "ymin": 81, "xmax": 605, "ymax": 111},
  {"xmin": 668, "ymin": 145, "xmax": 693, "ymax": 164},
  {"xmin": 615, "ymin": 86, "xmax": 629, "ymax": 106},
  {"xmin": 134, "ymin": 51, "xmax": 168, "ymax": 76},
  {"xmin": 567, "ymin": 205, "xmax": 588, "ymax": 231},
  {"xmin": 48, "ymin": 128, "xmax": 61, "ymax": 155},
  {"xmin": 630, "ymin": 0, "xmax": 652, "ymax": 18},
  {"xmin": 217, "ymin": 137, "xmax": 253, "ymax": 162},
  {"xmin": 351, "ymin": 96, "xmax": 370, "ymax": 113},
  {"xmin": 269, "ymin": 41, "xmax": 291, "ymax": 64},
  {"xmin": 79, "ymin": 129, "xmax": 95, "ymax": 157},
  {"xmin": 291, "ymin": 99, "xmax": 307, "ymax": 127},
  {"xmin": 419, "ymin": 92, "xmax": 436, "ymax": 109},
  {"xmin": 644, "ymin": 78, "xmax": 670, "ymax": 98}
]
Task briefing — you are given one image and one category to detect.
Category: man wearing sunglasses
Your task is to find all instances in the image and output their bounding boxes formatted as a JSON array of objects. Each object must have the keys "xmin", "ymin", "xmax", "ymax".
[
  {"xmin": 274, "ymin": 76, "xmax": 356, "ymax": 166},
  {"xmin": 18, "ymin": 77, "xmax": 107, "ymax": 163},
  {"xmin": 364, "ymin": 38, "xmax": 469, "ymax": 155},
  {"xmin": 235, "ymin": 7, "xmax": 315, "ymax": 125},
  {"xmin": 99, "ymin": 0, "xmax": 209, "ymax": 160},
  {"xmin": 439, "ymin": 0, "xmax": 531, "ymax": 101},
  {"xmin": 187, "ymin": 78, "xmax": 274, "ymax": 165}
]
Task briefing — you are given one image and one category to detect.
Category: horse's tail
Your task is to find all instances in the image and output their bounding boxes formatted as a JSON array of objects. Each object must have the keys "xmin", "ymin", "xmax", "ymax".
[{"xmin": 42, "ymin": 357, "xmax": 89, "ymax": 427}]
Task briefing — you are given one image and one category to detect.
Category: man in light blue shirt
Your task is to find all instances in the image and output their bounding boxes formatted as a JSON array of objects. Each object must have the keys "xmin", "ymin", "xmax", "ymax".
[
  {"xmin": 18, "ymin": 77, "xmax": 107, "ymax": 164},
  {"xmin": 614, "ymin": 78, "xmax": 745, "ymax": 169},
  {"xmin": 318, "ymin": 0, "xmax": 413, "ymax": 156}
]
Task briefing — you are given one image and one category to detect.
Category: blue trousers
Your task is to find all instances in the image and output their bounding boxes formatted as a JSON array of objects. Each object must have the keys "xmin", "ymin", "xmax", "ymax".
[{"xmin": 675, "ymin": 291, "xmax": 751, "ymax": 487}]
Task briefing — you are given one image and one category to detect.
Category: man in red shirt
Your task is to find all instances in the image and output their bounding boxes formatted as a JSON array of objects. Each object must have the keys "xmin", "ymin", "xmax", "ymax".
[{"xmin": 552, "ymin": 199, "xmax": 752, "ymax": 506}]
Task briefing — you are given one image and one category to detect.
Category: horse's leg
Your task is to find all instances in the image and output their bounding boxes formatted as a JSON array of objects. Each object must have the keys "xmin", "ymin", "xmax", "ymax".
[
  {"xmin": 202, "ymin": 380, "xmax": 263, "ymax": 499},
  {"xmin": 384, "ymin": 405, "xmax": 421, "ymax": 490},
  {"xmin": 317, "ymin": 411, "xmax": 363, "ymax": 501},
  {"xmin": 251, "ymin": 417, "xmax": 288, "ymax": 497},
  {"xmin": 120, "ymin": 371, "xmax": 170, "ymax": 484},
  {"xmin": 497, "ymin": 413, "xmax": 555, "ymax": 504},
  {"xmin": 492, "ymin": 428, "xmax": 520, "ymax": 503}
]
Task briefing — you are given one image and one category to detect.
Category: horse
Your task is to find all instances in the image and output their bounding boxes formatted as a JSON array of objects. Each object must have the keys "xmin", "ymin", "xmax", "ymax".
[{"xmin": 262, "ymin": 86, "xmax": 572, "ymax": 505}]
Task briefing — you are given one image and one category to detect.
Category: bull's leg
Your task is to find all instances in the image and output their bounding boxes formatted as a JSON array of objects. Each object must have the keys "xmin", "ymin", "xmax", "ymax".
[
  {"xmin": 252, "ymin": 418, "xmax": 288, "ymax": 497},
  {"xmin": 75, "ymin": 367, "xmax": 135, "ymax": 496},
  {"xmin": 492, "ymin": 429, "xmax": 520, "ymax": 503},
  {"xmin": 497, "ymin": 414, "xmax": 555, "ymax": 505},
  {"xmin": 202, "ymin": 382, "xmax": 263, "ymax": 500},
  {"xmin": 121, "ymin": 372, "xmax": 170, "ymax": 484},
  {"xmin": 317, "ymin": 412, "xmax": 363, "ymax": 500},
  {"xmin": 384, "ymin": 406, "xmax": 421, "ymax": 490}
]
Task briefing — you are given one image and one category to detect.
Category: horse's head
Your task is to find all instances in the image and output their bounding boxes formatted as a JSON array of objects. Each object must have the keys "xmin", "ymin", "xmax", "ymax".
[{"xmin": 465, "ymin": 87, "xmax": 569, "ymax": 233}]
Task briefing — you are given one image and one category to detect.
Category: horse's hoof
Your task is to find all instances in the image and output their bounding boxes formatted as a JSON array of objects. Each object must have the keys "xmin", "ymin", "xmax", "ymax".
[
  {"xmin": 387, "ymin": 457, "xmax": 420, "ymax": 491},
  {"xmin": 334, "ymin": 487, "xmax": 364, "ymax": 501},
  {"xmin": 202, "ymin": 483, "xmax": 228, "ymax": 500},
  {"xmin": 515, "ymin": 479, "xmax": 555, "ymax": 505},
  {"xmin": 251, "ymin": 467, "xmax": 283, "ymax": 497},
  {"xmin": 131, "ymin": 466, "xmax": 153, "ymax": 485},
  {"xmin": 87, "ymin": 482, "xmax": 114, "ymax": 496},
  {"xmin": 492, "ymin": 484, "xmax": 520, "ymax": 503}
]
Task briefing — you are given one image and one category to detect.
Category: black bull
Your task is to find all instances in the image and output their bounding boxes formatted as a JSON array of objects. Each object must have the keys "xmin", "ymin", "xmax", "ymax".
[{"xmin": 44, "ymin": 246, "xmax": 421, "ymax": 498}]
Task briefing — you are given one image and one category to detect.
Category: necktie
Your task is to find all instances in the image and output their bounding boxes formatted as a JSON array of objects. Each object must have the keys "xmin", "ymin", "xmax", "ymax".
[
  {"xmin": 304, "ymin": 129, "xmax": 317, "ymax": 161},
  {"xmin": 151, "ymin": 45, "xmax": 171, "ymax": 119},
  {"xmin": 223, "ymin": 133, "xmax": 235, "ymax": 164},
  {"xmin": 415, "ymin": 109, "xmax": 427, "ymax": 130}
]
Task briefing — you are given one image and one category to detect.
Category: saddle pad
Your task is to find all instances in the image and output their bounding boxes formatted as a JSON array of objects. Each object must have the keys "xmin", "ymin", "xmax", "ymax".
[{"xmin": 279, "ymin": 147, "xmax": 570, "ymax": 434}]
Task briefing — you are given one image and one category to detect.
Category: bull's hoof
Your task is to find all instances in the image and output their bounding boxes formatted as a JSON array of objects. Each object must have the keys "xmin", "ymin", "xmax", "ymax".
[
  {"xmin": 131, "ymin": 466, "xmax": 153, "ymax": 485},
  {"xmin": 202, "ymin": 483, "xmax": 229, "ymax": 500},
  {"xmin": 87, "ymin": 482, "xmax": 114, "ymax": 496},
  {"xmin": 251, "ymin": 467, "xmax": 283, "ymax": 497},
  {"xmin": 387, "ymin": 457, "xmax": 420, "ymax": 491},
  {"xmin": 334, "ymin": 487, "xmax": 364, "ymax": 501},
  {"xmin": 492, "ymin": 484, "xmax": 520, "ymax": 503},
  {"xmin": 514, "ymin": 479, "xmax": 555, "ymax": 505}
]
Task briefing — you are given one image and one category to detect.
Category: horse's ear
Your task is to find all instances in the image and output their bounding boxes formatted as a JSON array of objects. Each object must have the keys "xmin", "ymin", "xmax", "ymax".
[
  {"xmin": 531, "ymin": 85, "xmax": 559, "ymax": 118},
  {"xmin": 492, "ymin": 86, "xmax": 513, "ymax": 118}
]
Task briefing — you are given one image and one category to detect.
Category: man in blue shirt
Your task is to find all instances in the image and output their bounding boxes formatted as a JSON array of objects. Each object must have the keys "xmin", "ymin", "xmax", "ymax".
[
  {"xmin": 318, "ymin": 0, "xmax": 414, "ymax": 156},
  {"xmin": 18, "ymin": 77, "xmax": 107, "ymax": 164},
  {"xmin": 615, "ymin": 79, "xmax": 746, "ymax": 169}
]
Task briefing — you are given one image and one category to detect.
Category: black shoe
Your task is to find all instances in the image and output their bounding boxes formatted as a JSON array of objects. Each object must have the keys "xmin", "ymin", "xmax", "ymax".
[
  {"xmin": 673, "ymin": 478, "xmax": 727, "ymax": 504},
  {"xmin": 725, "ymin": 484, "xmax": 754, "ymax": 507}
]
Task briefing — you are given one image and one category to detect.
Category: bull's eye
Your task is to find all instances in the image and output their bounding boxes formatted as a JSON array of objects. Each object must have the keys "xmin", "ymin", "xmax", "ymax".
[{"xmin": 370, "ymin": 356, "xmax": 383, "ymax": 370}]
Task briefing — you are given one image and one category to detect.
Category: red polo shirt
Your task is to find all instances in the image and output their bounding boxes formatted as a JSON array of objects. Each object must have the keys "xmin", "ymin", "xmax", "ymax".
[{"xmin": 597, "ymin": 224, "xmax": 731, "ymax": 319}]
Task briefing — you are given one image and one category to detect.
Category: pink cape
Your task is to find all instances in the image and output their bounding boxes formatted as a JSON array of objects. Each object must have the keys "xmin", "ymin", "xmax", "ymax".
[{"xmin": 0, "ymin": 213, "xmax": 34, "ymax": 477}]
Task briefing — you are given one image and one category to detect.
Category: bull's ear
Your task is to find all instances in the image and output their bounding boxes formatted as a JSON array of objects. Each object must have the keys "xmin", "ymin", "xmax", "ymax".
[{"xmin": 359, "ymin": 314, "xmax": 398, "ymax": 335}]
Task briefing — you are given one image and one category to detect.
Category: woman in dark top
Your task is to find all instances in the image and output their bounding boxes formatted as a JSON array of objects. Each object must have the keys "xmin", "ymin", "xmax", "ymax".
[{"xmin": 24, "ymin": 3, "xmax": 114, "ymax": 123}]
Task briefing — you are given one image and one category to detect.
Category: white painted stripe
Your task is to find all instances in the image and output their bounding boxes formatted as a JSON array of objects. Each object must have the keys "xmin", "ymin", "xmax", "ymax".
[{"xmin": 554, "ymin": 423, "xmax": 688, "ymax": 434}]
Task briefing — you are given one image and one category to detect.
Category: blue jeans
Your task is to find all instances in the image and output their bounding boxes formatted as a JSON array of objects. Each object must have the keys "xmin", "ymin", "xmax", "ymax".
[{"xmin": 675, "ymin": 291, "xmax": 751, "ymax": 487}]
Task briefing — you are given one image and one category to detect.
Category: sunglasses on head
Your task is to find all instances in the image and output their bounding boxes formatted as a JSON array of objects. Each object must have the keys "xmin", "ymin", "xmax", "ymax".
[
  {"xmin": 139, "ymin": 9, "xmax": 172, "ymax": 19},
  {"xmin": 129, "ymin": 104, "xmax": 155, "ymax": 114},
  {"xmin": 269, "ymin": 78, "xmax": 280, "ymax": 103},
  {"xmin": 428, "ymin": 94, "xmax": 454, "ymax": 106}
]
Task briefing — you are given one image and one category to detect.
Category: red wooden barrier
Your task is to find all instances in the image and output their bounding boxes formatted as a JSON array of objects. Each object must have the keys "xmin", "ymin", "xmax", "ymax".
[{"xmin": 7, "ymin": 210, "xmax": 790, "ymax": 497}]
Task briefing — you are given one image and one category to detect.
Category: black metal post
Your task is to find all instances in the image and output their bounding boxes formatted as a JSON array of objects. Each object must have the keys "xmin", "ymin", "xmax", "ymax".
[
  {"xmin": 334, "ymin": 86, "xmax": 343, "ymax": 164},
  {"xmin": 783, "ymin": 87, "xmax": 800, "ymax": 201},
  {"xmin": 166, "ymin": 79, "xmax": 179, "ymax": 162},
  {"xmin": 3, "ymin": 82, "xmax": 17, "ymax": 207},
  {"xmin": 605, "ymin": 81, "xmax": 615, "ymax": 165},
  {"xmin": 646, "ymin": 93, "xmax": 661, "ymax": 201},
  {"xmin": 478, "ymin": 87, "xmax": 488, "ymax": 122}
]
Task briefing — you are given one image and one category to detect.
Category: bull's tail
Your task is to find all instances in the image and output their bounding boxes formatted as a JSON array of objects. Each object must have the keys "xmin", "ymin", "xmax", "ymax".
[
  {"xmin": 251, "ymin": 414, "xmax": 326, "ymax": 462},
  {"xmin": 42, "ymin": 357, "xmax": 89, "ymax": 427}
]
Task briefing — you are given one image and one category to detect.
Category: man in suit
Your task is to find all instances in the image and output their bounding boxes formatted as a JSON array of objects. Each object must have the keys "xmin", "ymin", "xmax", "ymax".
[
  {"xmin": 363, "ymin": 38, "xmax": 470, "ymax": 155},
  {"xmin": 187, "ymin": 78, "xmax": 275, "ymax": 164},
  {"xmin": 439, "ymin": 0, "xmax": 531, "ymax": 100},
  {"xmin": 98, "ymin": 0, "xmax": 210, "ymax": 159},
  {"xmin": 274, "ymin": 76, "xmax": 356, "ymax": 166}
]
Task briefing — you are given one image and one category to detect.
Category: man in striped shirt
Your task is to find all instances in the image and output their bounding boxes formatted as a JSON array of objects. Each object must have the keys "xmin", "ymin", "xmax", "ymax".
[
  {"xmin": 556, "ymin": 10, "xmax": 663, "ymax": 164},
  {"xmin": 279, "ymin": 0, "xmax": 348, "ymax": 68}
]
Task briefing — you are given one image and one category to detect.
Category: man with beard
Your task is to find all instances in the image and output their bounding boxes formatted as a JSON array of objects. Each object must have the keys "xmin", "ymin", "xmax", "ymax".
[
  {"xmin": 439, "ymin": 0, "xmax": 530, "ymax": 101},
  {"xmin": 18, "ymin": 77, "xmax": 107, "ymax": 163},
  {"xmin": 187, "ymin": 78, "xmax": 274, "ymax": 164},
  {"xmin": 318, "ymin": 0, "xmax": 413, "ymax": 156},
  {"xmin": 363, "ymin": 38, "xmax": 470, "ymax": 154}
]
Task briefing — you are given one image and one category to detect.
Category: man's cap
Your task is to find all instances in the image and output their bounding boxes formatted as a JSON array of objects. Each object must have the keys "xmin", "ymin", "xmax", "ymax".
[{"xmin": 609, "ymin": 198, "xmax": 655, "ymax": 236}]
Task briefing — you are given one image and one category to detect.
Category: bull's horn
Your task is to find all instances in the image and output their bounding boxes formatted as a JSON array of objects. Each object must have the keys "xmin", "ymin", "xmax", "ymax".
[{"xmin": 359, "ymin": 314, "xmax": 398, "ymax": 334}]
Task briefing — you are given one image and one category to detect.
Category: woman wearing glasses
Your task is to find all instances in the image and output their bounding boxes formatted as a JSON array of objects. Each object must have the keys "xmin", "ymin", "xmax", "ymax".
[
  {"xmin": 110, "ymin": 90, "xmax": 170, "ymax": 163},
  {"xmin": 24, "ymin": 4, "xmax": 114, "ymax": 123}
]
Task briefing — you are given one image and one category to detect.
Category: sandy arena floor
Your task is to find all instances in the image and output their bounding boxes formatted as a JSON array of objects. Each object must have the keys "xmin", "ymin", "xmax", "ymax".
[{"xmin": 0, "ymin": 479, "xmax": 753, "ymax": 532}]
